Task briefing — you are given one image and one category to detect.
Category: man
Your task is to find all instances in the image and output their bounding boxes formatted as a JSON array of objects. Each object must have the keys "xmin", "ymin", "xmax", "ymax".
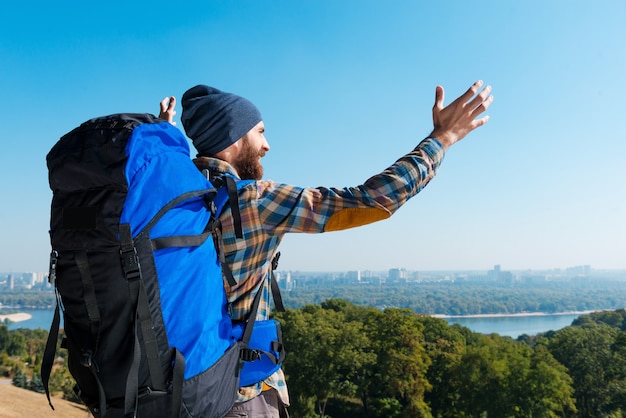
[{"xmin": 160, "ymin": 80, "xmax": 493, "ymax": 417}]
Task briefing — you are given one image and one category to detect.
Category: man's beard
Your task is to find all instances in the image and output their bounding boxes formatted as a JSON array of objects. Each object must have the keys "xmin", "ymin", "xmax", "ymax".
[{"xmin": 233, "ymin": 137, "xmax": 264, "ymax": 180}]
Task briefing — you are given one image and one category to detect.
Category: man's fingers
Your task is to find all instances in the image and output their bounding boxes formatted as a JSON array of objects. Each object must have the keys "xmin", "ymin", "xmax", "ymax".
[
  {"xmin": 472, "ymin": 115, "xmax": 490, "ymax": 129},
  {"xmin": 468, "ymin": 80, "xmax": 484, "ymax": 97},
  {"xmin": 454, "ymin": 80, "xmax": 483, "ymax": 105},
  {"xmin": 470, "ymin": 93, "xmax": 494, "ymax": 117},
  {"xmin": 167, "ymin": 96, "xmax": 177, "ymax": 110},
  {"xmin": 159, "ymin": 96, "xmax": 177, "ymax": 126},
  {"xmin": 455, "ymin": 81, "xmax": 491, "ymax": 117},
  {"xmin": 433, "ymin": 85, "xmax": 444, "ymax": 110},
  {"xmin": 467, "ymin": 85, "xmax": 492, "ymax": 110},
  {"xmin": 160, "ymin": 97, "xmax": 169, "ymax": 113},
  {"xmin": 160, "ymin": 96, "xmax": 177, "ymax": 111}
]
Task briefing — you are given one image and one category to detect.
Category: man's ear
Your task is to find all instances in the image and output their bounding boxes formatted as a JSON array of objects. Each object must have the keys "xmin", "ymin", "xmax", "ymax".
[{"xmin": 214, "ymin": 137, "xmax": 243, "ymax": 164}]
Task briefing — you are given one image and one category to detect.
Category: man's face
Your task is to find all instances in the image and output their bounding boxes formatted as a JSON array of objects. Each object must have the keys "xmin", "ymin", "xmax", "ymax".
[{"xmin": 233, "ymin": 121, "xmax": 269, "ymax": 180}]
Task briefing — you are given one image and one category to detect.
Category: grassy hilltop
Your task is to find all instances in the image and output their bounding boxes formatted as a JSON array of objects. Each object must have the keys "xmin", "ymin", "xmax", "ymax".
[{"xmin": 0, "ymin": 381, "xmax": 88, "ymax": 418}]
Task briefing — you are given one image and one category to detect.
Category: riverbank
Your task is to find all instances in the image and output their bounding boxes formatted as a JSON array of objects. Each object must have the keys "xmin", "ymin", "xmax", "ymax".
[
  {"xmin": 0, "ymin": 310, "xmax": 601, "ymax": 322},
  {"xmin": 0, "ymin": 309, "xmax": 603, "ymax": 338},
  {"xmin": 431, "ymin": 310, "xmax": 599, "ymax": 319},
  {"xmin": 0, "ymin": 312, "xmax": 33, "ymax": 324}
]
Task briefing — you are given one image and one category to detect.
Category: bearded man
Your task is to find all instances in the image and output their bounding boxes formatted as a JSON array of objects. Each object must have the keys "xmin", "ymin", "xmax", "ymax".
[{"xmin": 159, "ymin": 80, "xmax": 493, "ymax": 418}]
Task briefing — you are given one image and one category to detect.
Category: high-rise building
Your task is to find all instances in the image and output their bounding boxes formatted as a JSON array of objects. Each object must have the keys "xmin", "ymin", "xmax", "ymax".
[
  {"xmin": 346, "ymin": 270, "xmax": 361, "ymax": 283},
  {"xmin": 388, "ymin": 268, "xmax": 408, "ymax": 283}
]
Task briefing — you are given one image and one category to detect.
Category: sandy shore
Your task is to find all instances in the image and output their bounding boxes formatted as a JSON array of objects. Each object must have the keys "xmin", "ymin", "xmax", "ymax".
[
  {"xmin": 430, "ymin": 310, "xmax": 599, "ymax": 319},
  {"xmin": 0, "ymin": 312, "xmax": 33, "ymax": 323}
]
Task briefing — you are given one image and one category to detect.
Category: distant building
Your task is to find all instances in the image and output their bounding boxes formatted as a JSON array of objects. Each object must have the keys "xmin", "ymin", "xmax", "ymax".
[
  {"xmin": 487, "ymin": 265, "xmax": 513, "ymax": 283},
  {"xmin": 345, "ymin": 270, "xmax": 361, "ymax": 284},
  {"xmin": 37, "ymin": 271, "xmax": 47, "ymax": 285},
  {"xmin": 518, "ymin": 273, "xmax": 547, "ymax": 284},
  {"xmin": 388, "ymin": 268, "xmax": 408, "ymax": 284},
  {"xmin": 275, "ymin": 271, "xmax": 295, "ymax": 291},
  {"xmin": 566, "ymin": 265, "xmax": 591, "ymax": 277},
  {"xmin": 284, "ymin": 272, "xmax": 294, "ymax": 290},
  {"xmin": 410, "ymin": 270, "xmax": 422, "ymax": 282},
  {"xmin": 361, "ymin": 270, "xmax": 374, "ymax": 278}
]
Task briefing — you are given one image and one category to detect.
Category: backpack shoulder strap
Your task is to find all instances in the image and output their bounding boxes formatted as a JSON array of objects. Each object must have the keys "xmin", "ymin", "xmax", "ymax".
[
  {"xmin": 202, "ymin": 173, "xmax": 254, "ymax": 287},
  {"xmin": 270, "ymin": 252, "xmax": 285, "ymax": 313},
  {"xmin": 208, "ymin": 173, "xmax": 285, "ymax": 311},
  {"xmin": 206, "ymin": 172, "xmax": 254, "ymax": 239},
  {"xmin": 239, "ymin": 281, "xmax": 265, "ymax": 362}
]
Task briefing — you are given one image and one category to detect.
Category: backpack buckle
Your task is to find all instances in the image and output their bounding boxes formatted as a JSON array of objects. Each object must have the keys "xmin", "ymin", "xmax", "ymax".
[
  {"xmin": 81, "ymin": 351, "xmax": 94, "ymax": 368},
  {"xmin": 240, "ymin": 348, "xmax": 261, "ymax": 362},
  {"xmin": 271, "ymin": 252, "xmax": 281, "ymax": 270},
  {"xmin": 119, "ymin": 224, "xmax": 141, "ymax": 281},
  {"xmin": 120, "ymin": 247, "xmax": 141, "ymax": 280},
  {"xmin": 48, "ymin": 250, "xmax": 58, "ymax": 285}
]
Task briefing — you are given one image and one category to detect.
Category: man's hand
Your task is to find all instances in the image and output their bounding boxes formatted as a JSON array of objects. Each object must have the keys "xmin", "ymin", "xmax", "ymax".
[
  {"xmin": 430, "ymin": 80, "xmax": 493, "ymax": 150},
  {"xmin": 159, "ymin": 96, "xmax": 177, "ymax": 126}
]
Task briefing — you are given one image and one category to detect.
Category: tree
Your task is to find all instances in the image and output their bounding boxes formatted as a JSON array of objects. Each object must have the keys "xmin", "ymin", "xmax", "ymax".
[
  {"xmin": 521, "ymin": 344, "xmax": 577, "ymax": 417},
  {"xmin": 450, "ymin": 334, "xmax": 512, "ymax": 417},
  {"xmin": 419, "ymin": 315, "xmax": 466, "ymax": 418},
  {"xmin": 0, "ymin": 325, "xmax": 8, "ymax": 352},
  {"xmin": 574, "ymin": 309, "xmax": 626, "ymax": 330},
  {"xmin": 449, "ymin": 333, "xmax": 576, "ymax": 418},
  {"xmin": 549, "ymin": 324, "xmax": 617, "ymax": 417},
  {"xmin": 1, "ymin": 327, "xmax": 27, "ymax": 357},
  {"xmin": 12, "ymin": 368, "xmax": 28, "ymax": 388},
  {"xmin": 605, "ymin": 330, "xmax": 626, "ymax": 413},
  {"xmin": 363, "ymin": 308, "xmax": 432, "ymax": 418},
  {"xmin": 29, "ymin": 373, "xmax": 45, "ymax": 393},
  {"xmin": 279, "ymin": 303, "xmax": 374, "ymax": 418}
]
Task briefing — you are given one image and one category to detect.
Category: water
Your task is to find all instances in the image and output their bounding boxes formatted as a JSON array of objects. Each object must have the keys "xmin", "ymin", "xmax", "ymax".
[
  {"xmin": 444, "ymin": 313, "xmax": 584, "ymax": 338},
  {"xmin": 2, "ymin": 309, "xmax": 60, "ymax": 331},
  {"xmin": 3, "ymin": 309, "xmax": 584, "ymax": 338}
]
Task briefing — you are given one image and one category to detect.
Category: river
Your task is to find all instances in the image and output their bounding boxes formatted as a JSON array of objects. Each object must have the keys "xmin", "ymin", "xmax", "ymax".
[
  {"xmin": 2, "ymin": 309, "xmax": 587, "ymax": 338},
  {"xmin": 2, "ymin": 309, "xmax": 60, "ymax": 332},
  {"xmin": 442, "ymin": 313, "xmax": 585, "ymax": 338}
]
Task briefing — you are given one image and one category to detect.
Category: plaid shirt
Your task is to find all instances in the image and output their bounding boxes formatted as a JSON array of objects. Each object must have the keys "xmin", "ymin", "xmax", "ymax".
[{"xmin": 194, "ymin": 137, "xmax": 445, "ymax": 405}]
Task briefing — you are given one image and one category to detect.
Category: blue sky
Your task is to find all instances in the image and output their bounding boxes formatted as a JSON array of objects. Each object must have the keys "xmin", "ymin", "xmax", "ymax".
[{"xmin": 1, "ymin": 1, "xmax": 624, "ymax": 273}]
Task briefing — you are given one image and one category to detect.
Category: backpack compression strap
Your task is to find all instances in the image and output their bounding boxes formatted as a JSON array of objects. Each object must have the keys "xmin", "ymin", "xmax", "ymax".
[
  {"xmin": 41, "ymin": 251, "xmax": 108, "ymax": 416},
  {"xmin": 41, "ymin": 251, "xmax": 59, "ymax": 410},
  {"xmin": 75, "ymin": 250, "xmax": 101, "ymax": 350},
  {"xmin": 120, "ymin": 224, "xmax": 184, "ymax": 418}
]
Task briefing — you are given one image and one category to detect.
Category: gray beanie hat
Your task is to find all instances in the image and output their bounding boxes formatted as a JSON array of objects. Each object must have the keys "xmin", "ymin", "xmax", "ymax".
[{"xmin": 181, "ymin": 85, "xmax": 262, "ymax": 156}]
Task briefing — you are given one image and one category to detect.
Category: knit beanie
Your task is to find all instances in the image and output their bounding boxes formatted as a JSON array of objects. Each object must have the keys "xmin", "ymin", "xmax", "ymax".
[{"xmin": 181, "ymin": 85, "xmax": 262, "ymax": 156}]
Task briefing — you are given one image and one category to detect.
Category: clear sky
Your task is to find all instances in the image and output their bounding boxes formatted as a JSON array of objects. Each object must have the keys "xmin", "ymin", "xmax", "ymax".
[{"xmin": 1, "ymin": 1, "xmax": 624, "ymax": 273}]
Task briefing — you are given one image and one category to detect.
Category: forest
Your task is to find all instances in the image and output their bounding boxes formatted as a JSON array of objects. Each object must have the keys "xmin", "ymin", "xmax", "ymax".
[
  {"xmin": 2, "ymin": 302, "xmax": 626, "ymax": 417},
  {"xmin": 3, "ymin": 278, "xmax": 626, "ymax": 315},
  {"xmin": 281, "ymin": 280, "xmax": 626, "ymax": 315}
]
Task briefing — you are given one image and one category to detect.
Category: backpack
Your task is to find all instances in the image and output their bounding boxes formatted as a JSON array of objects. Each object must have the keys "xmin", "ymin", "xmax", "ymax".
[{"xmin": 40, "ymin": 113, "xmax": 262, "ymax": 418}]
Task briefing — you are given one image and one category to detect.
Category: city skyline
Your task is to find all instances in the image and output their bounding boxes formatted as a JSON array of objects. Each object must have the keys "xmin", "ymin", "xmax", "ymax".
[
  {"xmin": 1, "ymin": 263, "xmax": 623, "ymax": 279},
  {"xmin": 1, "ymin": 1, "xmax": 625, "ymax": 273}
]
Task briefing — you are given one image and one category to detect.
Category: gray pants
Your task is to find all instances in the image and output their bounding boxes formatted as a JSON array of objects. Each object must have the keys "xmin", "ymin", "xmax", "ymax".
[{"xmin": 223, "ymin": 389, "xmax": 289, "ymax": 418}]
